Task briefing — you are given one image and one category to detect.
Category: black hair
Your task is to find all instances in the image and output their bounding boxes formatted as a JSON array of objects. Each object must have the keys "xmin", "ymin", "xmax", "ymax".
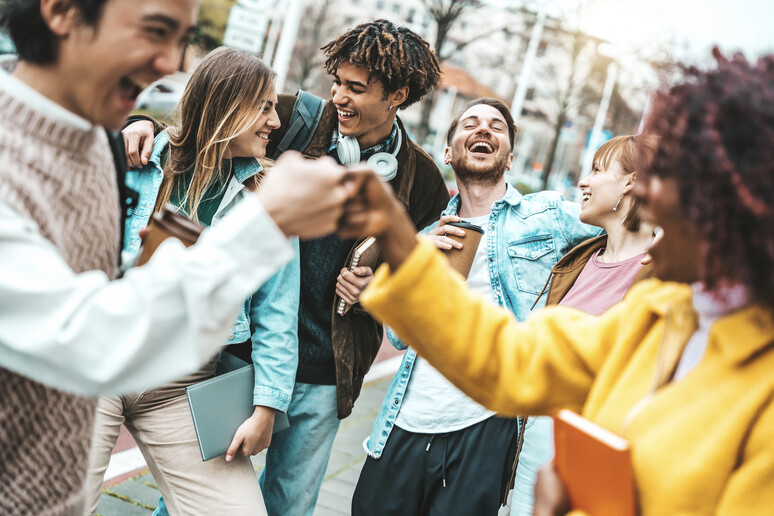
[{"xmin": 0, "ymin": 0, "xmax": 108, "ymax": 64}]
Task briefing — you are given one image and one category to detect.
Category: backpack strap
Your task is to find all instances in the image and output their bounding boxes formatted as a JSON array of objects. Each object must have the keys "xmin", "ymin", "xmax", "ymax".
[
  {"xmin": 105, "ymin": 129, "xmax": 139, "ymax": 267},
  {"xmin": 271, "ymin": 90, "xmax": 325, "ymax": 159}
]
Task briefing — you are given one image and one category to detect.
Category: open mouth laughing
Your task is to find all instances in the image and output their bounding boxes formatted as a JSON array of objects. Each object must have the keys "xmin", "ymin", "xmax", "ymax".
[
  {"xmin": 467, "ymin": 140, "xmax": 495, "ymax": 155},
  {"xmin": 337, "ymin": 108, "xmax": 357, "ymax": 123},
  {"xmin": 118, "ymin": 76, "xmax": 146, "ymax": 104}
]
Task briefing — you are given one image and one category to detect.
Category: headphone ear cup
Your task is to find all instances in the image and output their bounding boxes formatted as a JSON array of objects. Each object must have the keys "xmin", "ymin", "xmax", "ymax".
[
  {"xmin": 367, "ymin": 152, "xmax": 398, "ymax": 181},
  {"xmin": 336, "ymin": 136, "xmax": 360, "ymax": 165}
]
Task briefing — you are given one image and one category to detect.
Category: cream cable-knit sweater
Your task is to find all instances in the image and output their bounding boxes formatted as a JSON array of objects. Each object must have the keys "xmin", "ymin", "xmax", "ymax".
[{"xmin": 0, "ymin": 88, "xmax": 120, "ymax": 515}]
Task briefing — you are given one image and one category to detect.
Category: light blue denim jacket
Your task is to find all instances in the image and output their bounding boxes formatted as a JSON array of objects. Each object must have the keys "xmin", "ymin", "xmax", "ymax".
[
  {"xmin": 124, "ymin": 130, "xmax": 300, "ymax": 412},
  {"xmin": 363, "ymin": 183, "xmax": 601, "ymax": 512}
]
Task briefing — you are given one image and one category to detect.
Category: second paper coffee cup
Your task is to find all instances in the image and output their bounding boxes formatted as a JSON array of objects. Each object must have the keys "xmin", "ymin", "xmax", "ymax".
[
  {"xmin": 135, "ymin": 205, "xmax": 203, "ymax": 266},
  {"xmin": 441, "ymin": 221, "xmax": 484, "ymax": 279}
]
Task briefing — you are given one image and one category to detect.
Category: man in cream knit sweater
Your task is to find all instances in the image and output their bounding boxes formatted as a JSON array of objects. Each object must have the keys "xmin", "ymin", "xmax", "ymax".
[{"xmin": 0, "ymin": 0, "xmax": 359, "ymax": 513}]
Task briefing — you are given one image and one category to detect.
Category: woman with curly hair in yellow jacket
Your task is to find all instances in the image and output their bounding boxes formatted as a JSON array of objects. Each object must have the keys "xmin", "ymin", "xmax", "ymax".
[{"xmin": 339, "ymin": 50, "xmax": 774, "ymax": 515}]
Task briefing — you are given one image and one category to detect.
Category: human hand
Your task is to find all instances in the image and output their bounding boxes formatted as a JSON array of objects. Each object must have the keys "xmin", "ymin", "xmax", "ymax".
[
  {"xmin": 122, "ymin": 120, "xmax": 155, "ymax": 169},
  {"xmin": 338, "ymin": 168, "xmax": 418, "ymax": 271},
  {"xmin": 257, "ymin": 153, "xmax": 353, "ymax": 239},
  {"xmin": 428, "ymin": 215, "xmax": 465, "ymax": 250},
  {"xmin": 225, "ymin": 406, "xmax": 276, "ymax": 461},
  {"xmin": 338, "ymin": 168, "xmax": 405, "ymax": 239},
  {"xmin": 532, "ymin": 463, "xmax": 571, "ymax": 516},
  {"xmin": 335, "ymin": 266, "xmax": 374, "ymax": 306}
]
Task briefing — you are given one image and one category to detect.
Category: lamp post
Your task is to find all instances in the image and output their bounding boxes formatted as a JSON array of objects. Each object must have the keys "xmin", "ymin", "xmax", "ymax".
[
  {"xmin": 272, "ymin": 0, "xmax": 305, "ymax": 92},
  {"xmin": 580, "ymin": 43, "xmax": 619, "ymax": 176},
  {"xmin": 264, "ymin": 12, "xmax": 283, "ymax": 66},
  {"xmin": 510, "ymin": 3, "xmax": 547, "ymax": 125}
]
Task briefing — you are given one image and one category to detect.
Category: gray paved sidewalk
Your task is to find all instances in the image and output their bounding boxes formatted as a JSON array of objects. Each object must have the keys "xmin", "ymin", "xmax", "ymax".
[{"xmin": 96, "ymin": 377, "xmax": 389, "ymax": 515}]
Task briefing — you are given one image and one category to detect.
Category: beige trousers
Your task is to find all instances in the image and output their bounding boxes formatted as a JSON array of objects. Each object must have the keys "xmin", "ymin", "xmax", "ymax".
[{"xmin": 85, "ymin": 360, "xmax": 267, "ymax": 515}]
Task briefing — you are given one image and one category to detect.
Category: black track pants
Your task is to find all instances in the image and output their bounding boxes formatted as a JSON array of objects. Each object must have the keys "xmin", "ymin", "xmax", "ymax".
[{"xmin": 352, "ymin": 416, "xmax": 519, "ymax": 516}]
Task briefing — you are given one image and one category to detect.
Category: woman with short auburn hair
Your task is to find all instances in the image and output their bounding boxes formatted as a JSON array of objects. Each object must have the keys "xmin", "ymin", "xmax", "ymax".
[{"xmin": 508, "ymin": 134, "xmax": 657, "ymax": 515}]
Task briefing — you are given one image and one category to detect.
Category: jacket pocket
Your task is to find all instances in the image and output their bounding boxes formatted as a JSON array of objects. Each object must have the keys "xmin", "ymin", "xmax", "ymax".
[{"xmin": 507, "ymin": 234, "xmax": 557, "ymax": 295}]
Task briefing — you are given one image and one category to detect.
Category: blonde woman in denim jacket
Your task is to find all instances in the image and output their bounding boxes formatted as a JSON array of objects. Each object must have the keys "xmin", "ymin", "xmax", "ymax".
[{"xmin": 85, "ymin": 47, "xmax": 299, "ymax": 515}]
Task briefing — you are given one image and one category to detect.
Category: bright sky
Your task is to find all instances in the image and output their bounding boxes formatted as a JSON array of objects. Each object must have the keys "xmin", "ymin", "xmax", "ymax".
[{"xmin": 570, "ymin": 0, "xmax": 773, "ymax": 61}]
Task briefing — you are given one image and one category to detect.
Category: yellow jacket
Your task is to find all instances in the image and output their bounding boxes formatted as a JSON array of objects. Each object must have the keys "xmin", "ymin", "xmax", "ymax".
[{"xmin": 361, "ymin": 238, "xmax": 774, "ymax": 515}]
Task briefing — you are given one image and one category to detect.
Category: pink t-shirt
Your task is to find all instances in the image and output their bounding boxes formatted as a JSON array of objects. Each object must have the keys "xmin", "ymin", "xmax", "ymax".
[{"xmin": 558, "ymin": 249, "xmax": 646, "ymax": 315}]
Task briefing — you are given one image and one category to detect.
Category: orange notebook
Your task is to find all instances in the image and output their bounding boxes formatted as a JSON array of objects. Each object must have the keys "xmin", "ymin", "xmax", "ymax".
[{"xmin": 553, "ymin": 410, "xmax": 636, "ymax": 516}]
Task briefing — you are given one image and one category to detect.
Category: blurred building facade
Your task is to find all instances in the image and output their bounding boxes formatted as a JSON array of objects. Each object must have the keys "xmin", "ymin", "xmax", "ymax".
[{"xmin": 208, "ymin": 0, "xmax": 644, "ymax": 194}]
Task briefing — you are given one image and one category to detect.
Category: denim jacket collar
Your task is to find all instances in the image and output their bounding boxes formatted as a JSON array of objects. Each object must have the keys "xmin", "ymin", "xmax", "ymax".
[
  {"xmin": 233, "ymin": 157, "xmax": 263, "ymax": 184},
  {"xmin": 500, "ymin": 182, "xmax": 523, "ymax": 206},
  {"xmin": 149, "ymin": 130, "xmax": 170, "ymax": 169},
  {"xmin": 441, "ymin": 182, "xmax": 522, "ymax": 217}
]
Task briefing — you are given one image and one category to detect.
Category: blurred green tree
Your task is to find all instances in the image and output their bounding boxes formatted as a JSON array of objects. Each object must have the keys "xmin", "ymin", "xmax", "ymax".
[{"xmin": 195, "ymin": 0, "xmax": 237, "ymax": 51}]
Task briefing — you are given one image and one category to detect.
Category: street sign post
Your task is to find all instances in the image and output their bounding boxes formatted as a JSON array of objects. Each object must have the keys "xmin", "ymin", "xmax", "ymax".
[
  {"xmin": 237, "ymin": 0, "xmax": 275, "ymax": 9},
  {"xmin": 223, "ymin": 5, "xmax": 269, "ymax": 54}
]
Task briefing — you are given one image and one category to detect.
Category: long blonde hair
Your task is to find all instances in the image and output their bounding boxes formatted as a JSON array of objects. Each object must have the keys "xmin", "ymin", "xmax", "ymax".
[{"xmin": 154, "ymin": 46, "xmax": 276, "ymax": 221}]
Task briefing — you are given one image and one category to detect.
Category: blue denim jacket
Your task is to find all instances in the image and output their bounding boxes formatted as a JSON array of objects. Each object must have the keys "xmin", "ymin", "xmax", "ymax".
[
  {"xmin": 363, "ymin": 184, "xmax": 600, "ymax": 511},
  {"xmin": 124, "ymin": 130, "xmax": 300, "ymax": 412}
]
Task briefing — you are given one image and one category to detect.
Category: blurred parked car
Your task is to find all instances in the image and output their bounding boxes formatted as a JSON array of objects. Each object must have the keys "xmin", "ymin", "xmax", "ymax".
[
  {"xmin": 135, "ymin": 72, "xmax": 190, "ymax": 114},
  {"xmin": 0, "ymin": 54, "xmax": 15, "ymax": 73},
  {"xmin": 0, "ymin": 31, "xmax": 14, "ymax": 55},
  {"xmin": 0, "ymin": 31, "xmax": 16, "ymax": 73}
]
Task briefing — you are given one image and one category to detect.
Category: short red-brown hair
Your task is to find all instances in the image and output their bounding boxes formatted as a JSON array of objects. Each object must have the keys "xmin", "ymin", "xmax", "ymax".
[{"xmin": 592, "ymin": 134, "xmax": 657, "ymax": 232}]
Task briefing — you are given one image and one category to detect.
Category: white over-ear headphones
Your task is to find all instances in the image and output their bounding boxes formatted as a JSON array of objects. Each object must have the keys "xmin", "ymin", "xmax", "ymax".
[{"xmin": 336, "ymin": 129, "xmax": 402, "ymax": 182}]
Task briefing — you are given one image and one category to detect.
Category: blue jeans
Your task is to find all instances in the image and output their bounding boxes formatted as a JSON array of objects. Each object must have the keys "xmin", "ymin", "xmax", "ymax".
[{"xmin": 260, "ymin": 382, "xmax": 340, "ymax": 516}]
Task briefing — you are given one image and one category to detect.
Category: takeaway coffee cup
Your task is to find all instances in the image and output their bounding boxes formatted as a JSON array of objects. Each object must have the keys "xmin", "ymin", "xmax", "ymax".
[
  {"xmin": 441, "ymin": 221, "xmax": 484, "ymax": 279},
  {"xmin": 135, "ymin": 204, "xmax": 204, "ymax": 266}
]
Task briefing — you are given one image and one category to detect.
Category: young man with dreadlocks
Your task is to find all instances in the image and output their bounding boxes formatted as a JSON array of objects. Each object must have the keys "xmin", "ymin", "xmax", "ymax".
[
  {"xmin": 123, "ymin": 19, "xmax": 449, "ymax": 515},
  {"xmin": 261, "ymin": 20, "xmax": 449, "ymax": 515}
]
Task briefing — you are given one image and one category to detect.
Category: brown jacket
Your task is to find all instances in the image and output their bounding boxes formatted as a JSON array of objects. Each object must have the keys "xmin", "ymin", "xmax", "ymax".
[
  {"xmin": 536, "ymin": 234, "xmax": 655, "ymax": 308},
  {"xmin": 268, "ymin": 94, "xmax": 450, "ymax": 418}
]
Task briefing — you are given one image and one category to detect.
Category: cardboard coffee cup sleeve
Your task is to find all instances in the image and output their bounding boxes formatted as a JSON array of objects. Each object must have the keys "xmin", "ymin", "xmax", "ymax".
[{"xmin": 440, "ymin": 221, "xmax": 484, "ymax": 279}]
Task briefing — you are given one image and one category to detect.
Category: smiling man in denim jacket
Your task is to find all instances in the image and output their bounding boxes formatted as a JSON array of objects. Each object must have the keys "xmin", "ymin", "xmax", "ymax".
[{"xmin": 351, "ymin": 98, "xmax": 600, "ymax": 515}]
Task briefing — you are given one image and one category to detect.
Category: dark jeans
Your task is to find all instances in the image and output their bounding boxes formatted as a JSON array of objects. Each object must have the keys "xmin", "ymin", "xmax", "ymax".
[{"xmin": 352, "ymin": 416, "xmax": 519, "ymax": 516}]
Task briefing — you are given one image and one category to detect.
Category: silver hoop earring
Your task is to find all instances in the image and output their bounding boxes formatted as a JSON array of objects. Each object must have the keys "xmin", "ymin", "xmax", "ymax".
[
  {"xmin": 388, "ymin": 105, "xmax": 393, "ymax": 111},
  {"xmin": 612, "ymin": 195, "xmax": 624, "ymax": 212}
]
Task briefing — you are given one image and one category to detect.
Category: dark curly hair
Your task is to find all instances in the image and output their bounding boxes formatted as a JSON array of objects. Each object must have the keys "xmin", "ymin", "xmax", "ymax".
[
  {"xmin": 645, "ymin": 49, "xmax": 774, "ymax": 306},
  {"xmin": 320, "ymin": 19, "xmax": 441, "ymax": 109}
]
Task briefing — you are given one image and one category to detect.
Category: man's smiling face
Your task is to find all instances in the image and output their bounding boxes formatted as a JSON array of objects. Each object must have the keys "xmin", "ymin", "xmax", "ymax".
[
  {"xmin": 54, "ymin": 0, "xmax": 198, "ymax": 129},
  {"xmin": 330, "ymin": 62, "xmax": 402, "ymax": 150},
  {"xmin": 445, "ymin": 103, "xmax": 514, "ymax": 186}
]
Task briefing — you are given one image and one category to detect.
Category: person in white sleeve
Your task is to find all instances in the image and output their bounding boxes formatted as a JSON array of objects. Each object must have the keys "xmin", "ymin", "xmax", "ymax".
[{"xmin": 0, "ymin": 0, "xmax": 358, "ymax": 513}]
